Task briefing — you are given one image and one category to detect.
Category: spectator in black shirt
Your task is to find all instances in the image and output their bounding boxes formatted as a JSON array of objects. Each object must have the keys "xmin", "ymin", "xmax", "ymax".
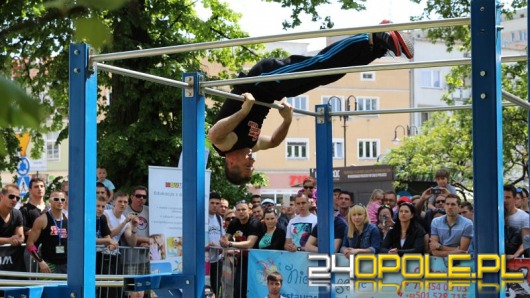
[
  {"xmin": 220, "ymin": 200, "xmax": 260, "ymax": 298},
  {"xmin": 0, "ymin": 184, "xmax": 24, "ymax": 246}
]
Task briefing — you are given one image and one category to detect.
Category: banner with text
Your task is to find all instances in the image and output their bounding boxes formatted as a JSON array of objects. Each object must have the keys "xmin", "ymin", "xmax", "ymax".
[
  {"xmin": 148, "ymin": 166, "xmax": 210, "ymax": 274},
  {"xmin": 248, "ymin": 251, "xmax": 479, "ymax": 297},
  {"xmin": 0, "ymin": 245, "xmax": 26, "ymax": 272}
]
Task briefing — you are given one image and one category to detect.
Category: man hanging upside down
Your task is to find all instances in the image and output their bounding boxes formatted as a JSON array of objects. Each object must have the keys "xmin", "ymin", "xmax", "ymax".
[{"xmin": 209, "ymin": 24, "xmax": 413, "ymax": 185}]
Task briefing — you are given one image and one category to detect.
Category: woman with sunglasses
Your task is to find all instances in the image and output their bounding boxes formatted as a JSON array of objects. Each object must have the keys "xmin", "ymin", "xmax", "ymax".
[
  {"xmin": 380, "ymin": 202, "xmax": 426, "ymax": 255},
  {"xmin": 223, "ymin": 210, "xmax": 236, "ymax": 229},
  {"xmin": 298, "ymin": 178, "xmax": 317, "ymax": 203},
  {"xmin": 341, "ymin": 205, "xmax": 380, "ymax": 258},
  {"xmin": 257, "ymin": 208, "xmax": 286, "ymax": 250}
]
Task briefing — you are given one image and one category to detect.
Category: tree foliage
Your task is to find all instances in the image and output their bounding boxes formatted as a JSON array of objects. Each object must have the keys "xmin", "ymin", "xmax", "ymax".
[
  {"xmin": 409, "ymin": 0, "xmax": 526, "ymax": 52},
  {"xmin": 4, "ymin": 0, "xmax": 356, "ymax": 197},
  {"xmin": 384, "ymin": 0, "xmax": 529, "ymax": 189}
]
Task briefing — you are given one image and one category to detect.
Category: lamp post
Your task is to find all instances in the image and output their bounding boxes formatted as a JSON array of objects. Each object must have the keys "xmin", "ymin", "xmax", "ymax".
[
  {"xmin": 328, "ymin": 95, "xmax": 356, "ymax": 167},
  {"xmin": 392, "ymin": 125, "xmax": 419, "ymax": 144},
  {"xmin": 344, "ymin": 95, "xmax": 357, "ymax": 167}
]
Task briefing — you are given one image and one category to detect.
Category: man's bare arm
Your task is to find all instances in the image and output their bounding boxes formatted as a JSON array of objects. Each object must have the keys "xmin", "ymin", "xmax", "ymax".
[
  {"xmin": 254, "ymin": 102, "xmax": 293, "ymax": 151},
  {"xmin": 208, "ymin": 93, "xmax": 255, "ymax": 151}
]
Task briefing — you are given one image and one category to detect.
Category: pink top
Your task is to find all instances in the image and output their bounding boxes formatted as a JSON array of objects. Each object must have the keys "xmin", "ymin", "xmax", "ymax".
[{"xmin": 367, "ymin": 201, "xmax": 381, "ymax": 224}]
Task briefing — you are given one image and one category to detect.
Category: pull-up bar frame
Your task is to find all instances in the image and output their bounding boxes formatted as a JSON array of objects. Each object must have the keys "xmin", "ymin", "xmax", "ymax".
[
  {"xmin": 90, "ymin": 18, "xmax": 470, "ymax": 63},
  {"xmin": 3, "ymin": 5, "xmax": 508, "ymax": 298}
]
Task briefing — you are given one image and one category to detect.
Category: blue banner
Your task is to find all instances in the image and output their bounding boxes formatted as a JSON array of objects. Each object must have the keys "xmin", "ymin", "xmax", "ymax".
[
  {"xmin": 248, "ymin": 250, "xmax": 477, "ymax": 297},
  {"xmin": 248, "ymin": 250, "xmax": 319, "ymax": 297}
]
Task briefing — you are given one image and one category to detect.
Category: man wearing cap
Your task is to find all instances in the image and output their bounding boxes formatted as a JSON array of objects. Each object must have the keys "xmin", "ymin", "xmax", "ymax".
[
  {"xmin": 261, "ymin": 198, "xmax": 275, "ymax": 209},
  {"xmin": 207, "ymin": 192, "xmax": 225, "ymax": 296}
]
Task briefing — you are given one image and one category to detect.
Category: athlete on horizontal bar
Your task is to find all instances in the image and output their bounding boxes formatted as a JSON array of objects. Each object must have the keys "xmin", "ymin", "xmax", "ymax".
[{"xmin": 209, "ymin": 22, "xmax": 413, "ymax": 185}]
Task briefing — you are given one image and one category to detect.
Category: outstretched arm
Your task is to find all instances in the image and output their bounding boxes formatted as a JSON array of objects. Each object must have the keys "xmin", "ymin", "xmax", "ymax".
[
  {"xmin": 208, "ymin": 93, "xmax": 255, "ymax": 151},
  {"xmin": 253, "ymin": 101, "xmax": 293, "ymax": 151}
]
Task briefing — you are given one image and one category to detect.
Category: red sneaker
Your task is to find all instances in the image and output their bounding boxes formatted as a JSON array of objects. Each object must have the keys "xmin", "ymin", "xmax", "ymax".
[{"xmin": 379, "ymin": 20, "xmax": 414, "ymax": 59}]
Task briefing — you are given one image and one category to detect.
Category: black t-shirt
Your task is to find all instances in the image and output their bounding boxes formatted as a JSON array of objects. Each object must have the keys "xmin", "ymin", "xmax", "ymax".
[
  {"xmin": 96, "ymin": 215, "xmax": 111, "ymax": 238},
  {"xmin": 20, "ymin": 202, "xmax": 46, "ymax": 235},
  {"xmin": 40, "ymin": 212, "xmax": 68, "ymax": 265},
  {"xmin": 0, "ymin": 209, "xmax": 23, "ymax": 238},
  {"xmin": 310, "ymin": 217, "xmax": 347, "ymax": 240},
  {"xmin": 226, "ymin": 217, "xmax": 261, "ymax": 249}
]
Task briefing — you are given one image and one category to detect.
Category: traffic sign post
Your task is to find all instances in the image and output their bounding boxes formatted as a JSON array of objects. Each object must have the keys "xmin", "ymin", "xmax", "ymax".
[
  {"xmin": 17, "ymin": 157, "xmax": 30, "ymax": 176},
  {"xmin": 17, "ymin": 176, "xmax": 30, "ymax": 197}
]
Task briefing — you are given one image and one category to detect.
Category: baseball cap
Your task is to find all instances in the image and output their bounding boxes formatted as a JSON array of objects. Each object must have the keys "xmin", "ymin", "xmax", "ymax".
[
  {"xmin": 261, "ymin": 198, "xmax": 275, "ymax": 206},
  {"xmin": 397, "ymin": 196, "xmax": 412, "ymax": 205}
]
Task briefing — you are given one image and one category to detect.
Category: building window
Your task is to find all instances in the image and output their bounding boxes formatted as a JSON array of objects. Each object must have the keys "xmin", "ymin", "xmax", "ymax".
[
  {"xmin": 46, "ymin": 132, "xmax": 60, "ymax": 161},
  {"xmin": 358, "ymin": 139, "xmax": 379, "ymax": 159},
  {"xmin": 321, "ymin": 96, "xmax": 343, "ymax": 112},
  {"xmin": 421, "ymin": 112, "xmax": 431, "ymax": 125},
  {"xmin": 286, "ymin": 139, "xmax": 309, "ymax": 160},
  {"xmin": 332, "ymin": 139, "xmax": 344, "ymax": 159},
  {"xmin": 286, "ymin": 96, "xmax": 308, "ymax": 113},
  {"xmin": 421, "ymin": 70, "xmax": 441, "ymax": 88},
  {"xmin": 356, "ymin": 97, "xmax": 378, "ymax": 113},
  {"xmin": 361, "ymin": 72, "xmax": 375, "ymax": 81}
]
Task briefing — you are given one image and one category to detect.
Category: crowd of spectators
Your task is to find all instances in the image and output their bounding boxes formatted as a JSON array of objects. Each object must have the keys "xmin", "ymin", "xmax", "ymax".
[
  {"xmin": 0, "ymin": 166, "xmax": 150, "ymax": 298},
  {"xmin": 207, "ymin": 169, "xmax": 530, "ymax": 298},
  {"xmin": 1, "ymin": 166, "xmax": 528, "ymax": 298}
]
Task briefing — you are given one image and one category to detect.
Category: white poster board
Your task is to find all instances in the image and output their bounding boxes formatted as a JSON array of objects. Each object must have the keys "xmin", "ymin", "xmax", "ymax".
[{"xmin": 148, "ymin": 166, "xmax": 210, "ymax": 273}]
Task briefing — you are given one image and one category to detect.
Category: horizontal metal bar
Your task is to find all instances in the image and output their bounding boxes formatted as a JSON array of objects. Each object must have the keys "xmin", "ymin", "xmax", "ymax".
[
  {"xmin": 201, "ymin": 55, "xmax": 527, "ymax": 88},
  {"xmin": 95, "ymin": 62, "xmax": 317, "ymax": 116},
  {"xmin": 502, "ymin": 90, "xmax": 530, "ymax": 110},
  {"xmin": 331, "ymin": 102, "xmax": 517, "ymax": 116},
  {"xmin": 90, "ymin": 18, "xmax": 470, "ymax": 62},
  {"xmin": 203, "ymin": 87, "xmax": 318, "ymax": 116},
  {"xmin": 0, "ymin": 279, "xmax": 123, "ymax": 287},
  {"xmin": 95, "ymin": 63, "xmax": 190, "ymax": 89},
  {"xmin": 0, "ymin": 270, "xmax": 124, "ymax": 280}
]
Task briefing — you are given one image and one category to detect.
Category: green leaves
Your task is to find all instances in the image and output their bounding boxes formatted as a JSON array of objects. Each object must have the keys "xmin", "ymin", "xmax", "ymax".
[
  {"xmin": 78, "ymin": 0, "xmax": 129, "ymax": 10},
  {"xmin": 0, "ymin": 76, "xmax": 47, "ymax": 129},
  {"xmin": 74, "ymin": 17, "xmax": 112, "ymax": 49},
  {"xmin": 0, "ymin": 76, "xmax": 47, "ymax": 156}
]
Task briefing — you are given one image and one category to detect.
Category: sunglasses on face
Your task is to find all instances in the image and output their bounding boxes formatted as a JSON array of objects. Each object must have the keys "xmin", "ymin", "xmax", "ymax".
[
  {"xmin": 435, "ymin": 200, "xmax": 445, "ymax": 204},
  {"xmin": 235, "ymin": 200, "xmax": 247, "ymax": 205},
  {"xmin": 303, "ymin": 186, "xmax": 314, "ymax": 189},
  {"xmin": 134, "ymin": 194, "xmax": 147, "ymax": 199},
  {"xmin": 51, "ymin": 197, "xmax": 66, "ymax": 202},
  {"xmin": 224, "ymin": 217, "xmax": 236, "ymax": 221},
  {"xmin": 7, "ymin": 194, "xmax": 21, "ymax": 201}
]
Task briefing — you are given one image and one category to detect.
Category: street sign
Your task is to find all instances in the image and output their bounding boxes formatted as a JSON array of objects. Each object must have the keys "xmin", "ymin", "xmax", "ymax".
[
  {"xmin": 15, "ymin": 133, "xmax": 31, "ymax": 157},
  {"xmin": 17, "ymin": 176, "xmax": 30, "ymax": 197},
  {"xmin": 17, "ymin": 157, "xmax": 30, "ymax": 176}
]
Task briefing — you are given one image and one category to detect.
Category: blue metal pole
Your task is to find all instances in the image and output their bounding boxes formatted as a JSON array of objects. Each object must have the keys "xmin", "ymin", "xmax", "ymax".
[
  {"xmin": 471, "ymin": 1, "xmax": 503, "ymax": 297},
  {"xmin": 523, "ymin": 6, "xmax": 530, "ymax": 204},
  {"xmin": 68, "ymin": 43, "xmax": 97, "ymax": 297},
  {"xmin": 315, "ymin": 104, "xmax": 334, "ymax": 298},
  {"xmin": 182, "ymin": 72, "xmax": 206, "ymax": 297}
]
